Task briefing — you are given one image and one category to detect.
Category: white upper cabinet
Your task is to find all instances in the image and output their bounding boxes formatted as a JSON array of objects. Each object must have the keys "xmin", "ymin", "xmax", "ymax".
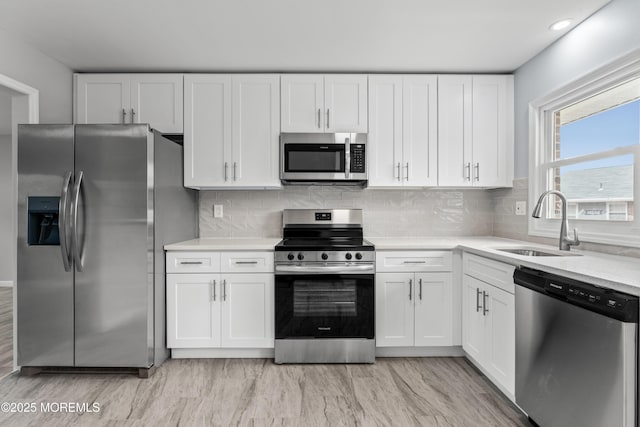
[
  {"xmin": 74, "ymin": 74, "xmax": 183, "ymax": 133},
  {"xmin": 368, "ymin": 75, "xmax": 437, "ymax": 187},
  {"xmin": 281, "ymin": 74, "xmax": 367, "ymax": 133},
  {"xmin": 184, "ymin": 74, "xmax": 281, "ymax": 189},
  {"xmin": 437, "ymin": 75, "xmax": 513, "ymax": 187}
]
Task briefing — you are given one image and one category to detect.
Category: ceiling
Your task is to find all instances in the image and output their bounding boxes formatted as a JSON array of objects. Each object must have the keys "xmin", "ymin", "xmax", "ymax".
[{"xmin": 0, "ymin": 0, "xmax": 610, "ymax": 73}]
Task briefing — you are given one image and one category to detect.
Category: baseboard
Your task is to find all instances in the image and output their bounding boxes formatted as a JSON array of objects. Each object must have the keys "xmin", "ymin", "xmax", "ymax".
[
  {"xmin": 0, "ymin": 281, "xmax": 13, "ymax": 288},
  {"xmin": 171, "ymin": 348, "xmax": 275, "ymax": 359},
  {"xmin": 376, "ymin": 346, "xmax": 464, "ymax": 358}
]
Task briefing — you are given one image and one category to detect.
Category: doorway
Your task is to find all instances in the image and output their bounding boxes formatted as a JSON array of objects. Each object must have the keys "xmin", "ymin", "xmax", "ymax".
[{"xmin": 0, "ymin": 75, "xmax": 39, "ymax": 377}]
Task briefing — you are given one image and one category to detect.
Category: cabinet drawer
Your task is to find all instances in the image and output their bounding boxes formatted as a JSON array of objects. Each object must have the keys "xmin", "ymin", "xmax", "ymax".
[
  {"xmin": 463, "ymin": 253, "xmax": 515, "ymax": 294},
  {"xmin": 166, "ymin": 252, "xmax": 221, "ymax": 273},
  {"xmin": 376, "ymin": 251, "xmax": 452, "ymax": 272},
  {"xmin": 221, "ymin": 252, "xmax": 274, "ymax": 273}
]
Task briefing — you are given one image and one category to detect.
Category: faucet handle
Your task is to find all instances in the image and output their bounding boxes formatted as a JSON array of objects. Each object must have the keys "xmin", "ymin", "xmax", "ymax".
[{"xmin": 572, "ymin": 228, "xmax": 580, "ymax": 246}]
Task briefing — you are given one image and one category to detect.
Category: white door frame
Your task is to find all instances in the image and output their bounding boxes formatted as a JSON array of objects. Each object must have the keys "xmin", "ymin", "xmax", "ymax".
[{"xmin": 0, "ymin": 73, "xmax": 39, "ymax": 374}]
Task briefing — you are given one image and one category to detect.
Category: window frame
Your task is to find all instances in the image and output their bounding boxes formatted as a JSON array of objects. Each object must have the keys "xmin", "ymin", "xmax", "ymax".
[{"xmin": 528, "ymin": 50, "xmax": 640, "ymax": 247}]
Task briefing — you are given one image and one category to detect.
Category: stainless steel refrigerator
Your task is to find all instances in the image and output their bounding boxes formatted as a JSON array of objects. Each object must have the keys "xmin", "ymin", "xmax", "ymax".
[{"xmin": 17, "ymin": 124, "xmax": 196, "ymax": 376}]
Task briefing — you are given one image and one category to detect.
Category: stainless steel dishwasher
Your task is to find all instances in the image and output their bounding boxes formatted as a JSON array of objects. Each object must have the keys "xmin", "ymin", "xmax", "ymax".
[{"xmin": 514, "ymin": 267, "xmax": 638, "ymax": 427}]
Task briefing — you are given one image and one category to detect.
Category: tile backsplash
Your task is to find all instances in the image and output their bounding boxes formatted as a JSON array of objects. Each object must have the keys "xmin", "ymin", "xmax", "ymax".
[{"xmin": 199, "ymin": 186, "xmax": 493, "ymax": 238}]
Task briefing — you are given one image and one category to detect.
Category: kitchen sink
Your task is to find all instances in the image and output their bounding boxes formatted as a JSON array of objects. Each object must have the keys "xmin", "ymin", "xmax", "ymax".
[{"xmin": 495, "ymin": 247, "xmax": 582, "ymax": 257}]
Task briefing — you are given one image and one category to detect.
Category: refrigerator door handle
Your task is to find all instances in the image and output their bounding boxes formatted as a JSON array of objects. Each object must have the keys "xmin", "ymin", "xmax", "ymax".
[
  {"xmin": 58, "ymin": 171, "xmax": 73, "ymax": 272},
  {"xmin": 71, "ymin": 170, "xmax": 85, "ymax": 272}
]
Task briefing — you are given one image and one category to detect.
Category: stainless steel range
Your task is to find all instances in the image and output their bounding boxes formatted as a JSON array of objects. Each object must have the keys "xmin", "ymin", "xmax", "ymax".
[{"xmin": 274, "ymin": 209, "xmax": 375, "ymax": 364}]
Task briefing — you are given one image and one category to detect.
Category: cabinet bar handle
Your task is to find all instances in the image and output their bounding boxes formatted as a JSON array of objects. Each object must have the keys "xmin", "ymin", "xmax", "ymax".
[
  {"xmin": 419, "ymin": 278, "xmax": 423, "ymax": 300},
  {"xmin": 404, "ymin": 162, "xmax": 409, "ymax": 181},
  {"xmin": 130, "ymin": 108, "xmax": 135, "ymax": 124},
  {"xmin": 476, "ymin": 288, "xmax": 482, "ymax": 312},
  {"xmin": 482, "ymin": 291, "xmax": 489, "ymax": 316},
  {"xmin": 326, "ymin": 109, "xmax": 330, "ymax": 129},
  {"xmin": 224, "ymin": 162, "xmax": 228, "ymax": 181},
  {"xmin": 223, "ymin": 280, "xmax": 227, "ymax": 301},
  {"xmin": 180, "ymin": 261, "xmax": 203, "ymax": 265},
  {"xmin": 235, "ymin": 261, "xmax": 258, "ymax": 265},
  {"xmin": 409, "ymin": 279, "xmax": 412, "ymax": 300},
  {"xmin": 474, "ymin": 163, "xmax": 480, "ymax": 181},
  {"xmin": 122, "ymin": 108, "xmax": 127, "ymax": 124},
  {"xmin": 233, "ymin": 162, "xmax": 237, "ymax": 181},
  {"xmin": 396, "ymin": 163, "xmax": 401, "ymax": 181},
  {"xmin": 403, "ymin": 261, "xmax": 426, "ymax": 264},
  {"xmin": 317, "ymin": 108, "xmax": 321, "ymax": 128},
  {"xmin": 212, "ymin": 279, "xmax": 216, "ymax": 301},
  {"xmin": 465, "ymin": 162, "xmax": 471, "ymax": 181}
]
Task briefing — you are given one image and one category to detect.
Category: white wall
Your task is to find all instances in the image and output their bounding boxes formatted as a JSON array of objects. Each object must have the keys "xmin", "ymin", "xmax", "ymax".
[
  {"xmin": 513, "ymin": 0, "xmax": 640, "ymax": 177},
  {"xmin": 0, "ymin": 27, "xmax": 72, "ymax": 123}
]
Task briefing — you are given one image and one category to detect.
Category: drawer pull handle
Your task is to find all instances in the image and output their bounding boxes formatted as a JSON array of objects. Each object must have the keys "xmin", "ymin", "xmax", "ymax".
[
  {"xmin": 403, "ymin": 261, "xmax": 426, "ymax": 264},
  {"xmin": 235, "ymin": 261, "xmax": 258, "ymax": 265},
  {"xmin": 180, "ymin": 261, "xmax": 203, "ymax": 265}
]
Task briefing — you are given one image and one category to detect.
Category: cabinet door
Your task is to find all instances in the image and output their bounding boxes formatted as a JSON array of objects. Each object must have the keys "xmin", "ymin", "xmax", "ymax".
[
  {"xmin": 324, "ymin": 75, "xmax": 368, "ymax": 132},
  {"xmin": 472, "ymin": 75, "xmax": 513, "ymax": 187},
  {"xmin": 166, "ymin": 274, "xmax": 220, "ymax": 348},
  {"xmin": 437, "ymin": 75, "xmax": 472, "ymax": 187},
  {"xmin": 221, "ymin": 274, "xmax": 274, "ymax": 348},
  {"xmin": 414, "ymin": 273, "xmax": 453, "ymax": 346},
  {"xmin": 75, "ymin": 74, "xmax": 130, "ymax": 124},
  {"xmin": 231, "ymin": 75, "xmax": 281, "ymax": 188},
  {"xmin": 375, "ymin": 273, "xmax": 414, "ymax": 347},
  {"xmin": 184, "ymin": 75, "xmax": 232, "ymax": 188},
  {"xmin": 403, "ymin": 76, "xmax": 438, "ymax": 186},
  {"xmin": 130, "ymin": 74, "xmax": 184, "ymax": 133},
  {"xmin": 367, "ymin": 75, "xmax": 403, "ymax": 187},
  {"xmin": 485, "ymin": 285, "xmax": 515, "ymax": 395},
  {"xmin": 281, "ymin": 74, "xmax": 324, "ymax": 132},
  {"xmin": 462, "ymin": 275, "xmax": 485, "ymax": 361}
]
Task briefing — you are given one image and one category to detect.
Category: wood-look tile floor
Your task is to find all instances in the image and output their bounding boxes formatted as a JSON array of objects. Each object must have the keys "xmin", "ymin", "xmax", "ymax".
[
  {"xmin": 0, "ymin": 287, "xmax": 12, "ymax": 379},
  {"xmin": 0, "ymin": 357, "xmax": 528, "ymax": 426}
]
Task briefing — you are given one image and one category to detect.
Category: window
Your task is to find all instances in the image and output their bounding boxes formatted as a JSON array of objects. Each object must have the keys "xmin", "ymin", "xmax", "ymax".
[{"xmin": 529, "ymin": 52, "xmax": 640, "ymax": 247}]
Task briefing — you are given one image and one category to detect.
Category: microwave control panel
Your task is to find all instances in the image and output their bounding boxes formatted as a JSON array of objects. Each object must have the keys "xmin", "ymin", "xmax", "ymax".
[{"xmin": 350, "ymin": 145, "xmax": 366, "ymax": 173}]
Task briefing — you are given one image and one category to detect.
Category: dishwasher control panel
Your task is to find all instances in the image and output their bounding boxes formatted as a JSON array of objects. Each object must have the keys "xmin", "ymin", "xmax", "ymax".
[{"xmin": 515, "ymin": 267, "xmax": 639, "ymax": 322}]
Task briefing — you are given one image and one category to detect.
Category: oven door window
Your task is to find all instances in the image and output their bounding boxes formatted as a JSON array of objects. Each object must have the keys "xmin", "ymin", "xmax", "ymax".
[
  {"xmin": 284, "ymin": 144, "xmax": 345, "ymax": 173},
  {"xmin": 275, "ymin": 274, "xmax": 374, "ymax": 339}
]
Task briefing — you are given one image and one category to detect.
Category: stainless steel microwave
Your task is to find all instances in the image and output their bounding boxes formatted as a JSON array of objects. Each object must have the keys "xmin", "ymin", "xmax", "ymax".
[{"xmin": 280, "ymin": 133, "xmax": 367, "ymax": 185}]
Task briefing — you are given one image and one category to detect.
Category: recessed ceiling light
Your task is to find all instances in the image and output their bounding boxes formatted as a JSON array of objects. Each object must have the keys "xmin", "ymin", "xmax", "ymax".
[{"xmin": 549, "ymin": 19, "xmax": 572, "ymax": 31}]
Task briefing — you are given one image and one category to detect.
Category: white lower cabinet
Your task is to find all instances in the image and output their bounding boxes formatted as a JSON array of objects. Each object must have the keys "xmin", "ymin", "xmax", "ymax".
[
  {"xmin": 166, "ymin": 251, "xmax": 274, "ymax": 350},
  {"xmin": 462, "ymin": 254, "xmax": 515, "ymax": 397}
]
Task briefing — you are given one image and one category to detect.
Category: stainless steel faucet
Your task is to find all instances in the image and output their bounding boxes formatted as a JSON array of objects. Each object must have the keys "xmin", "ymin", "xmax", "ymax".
[{"xmin": 532, "ymin": 190, "xmax": 580, "ymax": 251}]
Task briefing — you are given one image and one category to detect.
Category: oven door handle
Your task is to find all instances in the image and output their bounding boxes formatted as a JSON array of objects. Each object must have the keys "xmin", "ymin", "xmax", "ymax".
[{"xmin": 275, "ymin": 264, "xmax": 375, "ymax": 274}]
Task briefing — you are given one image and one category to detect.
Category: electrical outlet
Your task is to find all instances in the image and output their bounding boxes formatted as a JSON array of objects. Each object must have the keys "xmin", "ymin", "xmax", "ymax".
[
  {"xmin": 214, "ymin": 204, "xmax": 223, "ymax": 218},
  {"xmin": 515, "ymin": 201, "xmax": 526, "ymax": 216}
]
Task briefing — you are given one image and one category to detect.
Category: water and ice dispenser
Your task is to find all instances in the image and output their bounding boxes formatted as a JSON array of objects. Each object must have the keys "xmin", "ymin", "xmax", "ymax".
[{"xmin": 27, "ymin": 196, "xmax": 60, "ymax": 246}]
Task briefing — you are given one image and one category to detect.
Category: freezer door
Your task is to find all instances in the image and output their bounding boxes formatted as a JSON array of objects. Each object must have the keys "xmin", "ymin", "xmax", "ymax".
[
  {"xmin": 73, "ymin": 125, "xmax": 153, "ymax": 367},
  {"xmin": 17, "ymin": 125, "xmax": 75, "ymax": 366}
]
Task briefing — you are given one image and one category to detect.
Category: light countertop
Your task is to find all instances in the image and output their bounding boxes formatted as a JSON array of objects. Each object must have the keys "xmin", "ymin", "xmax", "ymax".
[
  {"xmin": 166, "ymin": 236, "xmax": 640, "ymax": 295},
  {"xmin": 164, "ymin": 237, "xmax": 281, "ymax": 251}
]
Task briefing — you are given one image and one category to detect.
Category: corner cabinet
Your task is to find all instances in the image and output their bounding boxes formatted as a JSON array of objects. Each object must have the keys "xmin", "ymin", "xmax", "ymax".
[
  {"xmin": 166, "ymin": 251, "xmax": 275, "ymax": 351},
  {"xmin": 438, "ymin": 75, "xmax": 514, "ymax": 187},
  {"xmin": 74, "ymin": 74, "xmax": 184, "ymax": 133},
  {"xmin": 281, "ymin": 74, "xmax": 367, "ymax": 133},
  {"xmin": 368, "ymin": 75, "xmax": 438, "ymax": 187},
  {"xmin": 462, "ymin": 253, "xmax": 515, "ymax": 398},
  {"xmin": 183, "ymin": 74, "xmax": 281, "ymax": 189},
  {"xmin": 375, "ymin": 251, "xmax": 453, "ymax": 347}
]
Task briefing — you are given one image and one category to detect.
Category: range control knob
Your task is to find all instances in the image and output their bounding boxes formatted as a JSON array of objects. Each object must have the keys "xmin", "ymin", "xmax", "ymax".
[
  {"xmin": 321, "ymin": 253, "xmax": 329, "ymax": 260},
  {"xmin": 355, "ymin": 253, "xmax": 363, "ymax": 260},
  {"xmin": 345, "ymin": 253, "xmax": 353, "ymax": 260},
  {"xmin": 297, "ymin": 253, "xmax": 305, "ymax": 261},
  {"xmin": 287, "ymin": 253, "xmax": 295, "ymax": 261}
]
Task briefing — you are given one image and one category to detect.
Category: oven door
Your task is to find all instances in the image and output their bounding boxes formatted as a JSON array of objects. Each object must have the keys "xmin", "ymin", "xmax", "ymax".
[
  {"xmin": 275, "ymin": 273, "xmax": 374, "ymax": 339},
  {"xmin": 281, "ymin": 143, "xmax": 346, "ymax": 180}
]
